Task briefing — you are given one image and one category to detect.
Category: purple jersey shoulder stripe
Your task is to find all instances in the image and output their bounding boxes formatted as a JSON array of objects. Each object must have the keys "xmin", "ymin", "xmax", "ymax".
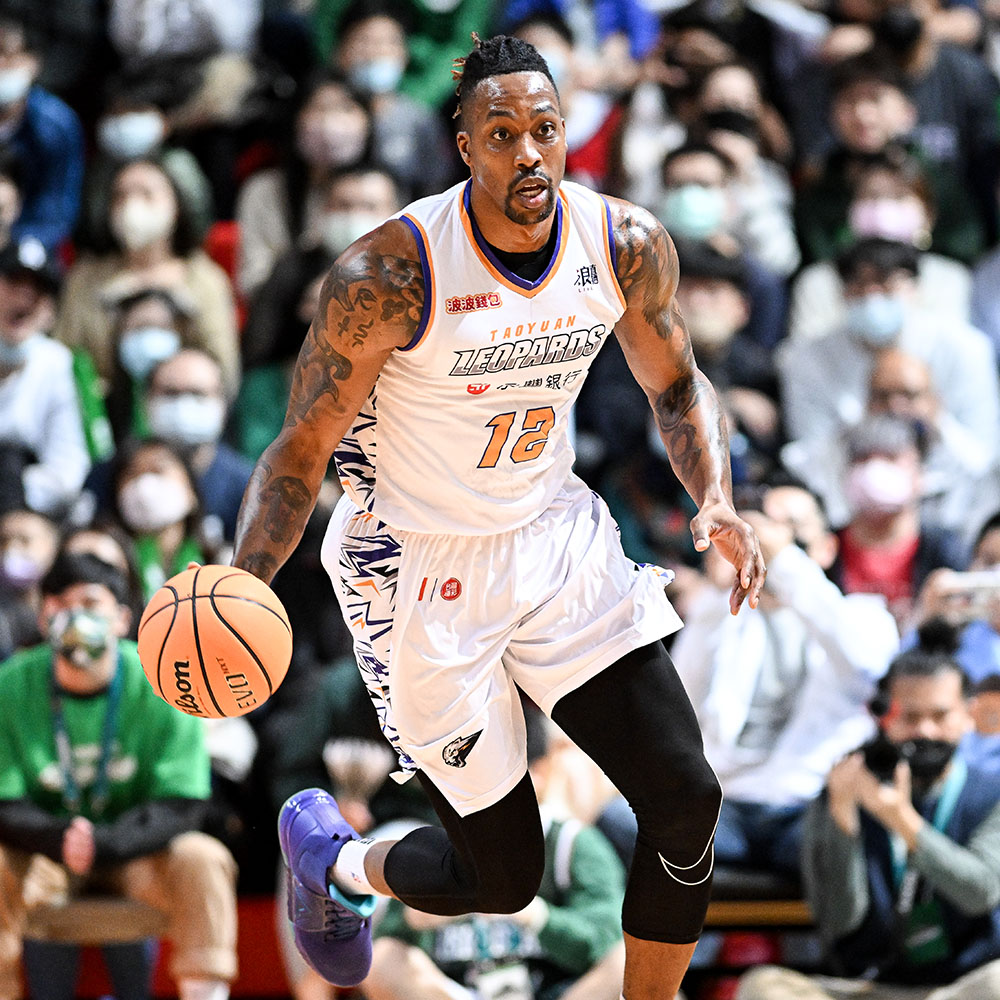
[{"xmin": 398, "ymin": 214, "xmax": 432, "ymax": 352}]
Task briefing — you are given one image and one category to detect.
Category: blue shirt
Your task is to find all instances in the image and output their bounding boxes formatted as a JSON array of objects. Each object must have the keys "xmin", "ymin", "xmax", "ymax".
[{"xmin": 9, "ymin": 86, "xmax": 84, "ymax": 251}]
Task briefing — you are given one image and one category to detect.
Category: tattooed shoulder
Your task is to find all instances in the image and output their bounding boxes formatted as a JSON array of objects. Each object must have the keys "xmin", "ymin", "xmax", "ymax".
[
  {"xmin": 607, "ymin": 198, "xmax": 682, "ymax": 337},
  {"xmin": 316, "ymin": 219, "xmax": 425, "ymax": 348}
]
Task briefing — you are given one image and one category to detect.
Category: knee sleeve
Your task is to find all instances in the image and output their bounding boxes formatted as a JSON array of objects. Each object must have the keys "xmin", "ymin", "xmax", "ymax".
[{"xmin": 553, "ymin": 641, "xmax": 722, "ymax": 943}]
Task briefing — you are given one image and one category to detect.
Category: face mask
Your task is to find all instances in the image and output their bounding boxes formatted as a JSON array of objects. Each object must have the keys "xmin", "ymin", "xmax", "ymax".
[
  {"xmin": 659, "ymin": 184, "xmax": 726, "ymax": 240},
  {"xmin": 683, "ymin": 306, "xmax": 738, "ymax": 355},
  {"xmin": 845, "ymin": 456, "xmax": 915, "ymax": 516},
  {"xmin": 118, "ymin": 326, "xmax": 181, "ymax": 380},
  {"xmin": 147, "ymin": 393, "xmax": 226, "ymax": 446},
  {"xmin": 320, "ymin": 210, "xmax": 383, "ymax": 256},
  {"xmin": 110, "ymin": 196, "xmax": 175, "ymax": 251},
  {"xmin": 536, "ymin": 47, "xmax": 569, "ymax": 94},
  {"xmin": 48, "ymin": 608, "xmax": 115, "ymax": 669},
  {"xmin": 118, "ymin": 472, "xmax": 193, "ymax": 534},
  {"xmin": 849, "ymin": 198, "xmax": 927, "ymax": 245},
  {"xmin": 347, "ymin": 58, "xmax": 405, "ymax": 96},
  {"xmin": 901, "ymin": 737, "xmax": 957, "ymax": 792},
  {"xmin": 0, "ymin": 67, "xmax": 32, "ymax": 106},
  {"xmin": 0, "ymin": 549, "xmax": 45, "ymax": 591},
  {"xmin": 297, "ymin": 116, "xmax": 367, "ymax": 169},
  {"xmin": 875, "ymin": 7, "xmax": 923, "ymax": 55},
  {"xmin": 98, "ymin": 111, "xmax": 166, "ymax": 160},
  {"xmin": 0, "ymin": 336, "xmax": 30, "ymax": 367},
  {"xmin": 845, "ymin": 292, "xmax": 905, "ymax": 346}
]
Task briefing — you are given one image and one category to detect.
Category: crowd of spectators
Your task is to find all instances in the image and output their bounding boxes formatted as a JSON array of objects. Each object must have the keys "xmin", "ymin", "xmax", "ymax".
[{"xmin": 0, "ymin": 0, "xmax": 1000, "ymax": 998}]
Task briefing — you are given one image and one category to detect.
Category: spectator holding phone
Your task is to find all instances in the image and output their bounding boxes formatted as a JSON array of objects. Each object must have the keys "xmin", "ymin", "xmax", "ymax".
[{"xmin": 737, "ymin": 620, "xmax": 1000, "ymax": 1000}]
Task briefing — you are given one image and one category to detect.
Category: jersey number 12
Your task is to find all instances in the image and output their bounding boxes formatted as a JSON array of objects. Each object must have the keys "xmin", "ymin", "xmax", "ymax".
[{"xmin": 478, "ymin": 406, "xmax": 556, "ymax": 468}]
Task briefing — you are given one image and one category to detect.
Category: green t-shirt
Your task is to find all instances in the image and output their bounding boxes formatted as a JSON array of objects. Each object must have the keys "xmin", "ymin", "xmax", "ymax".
[{"xmin": 0, "ymin": 641, "xmax": 210, "ymax": 821}]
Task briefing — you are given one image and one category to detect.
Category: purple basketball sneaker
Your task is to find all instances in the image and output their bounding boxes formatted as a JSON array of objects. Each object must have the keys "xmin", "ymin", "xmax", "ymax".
[{"xmin": 278, "ymin": 788, "xmax": 377, "ymax": 986}]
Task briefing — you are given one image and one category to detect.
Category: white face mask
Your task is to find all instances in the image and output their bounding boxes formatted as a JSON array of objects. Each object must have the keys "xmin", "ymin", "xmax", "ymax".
[
  {"xmin": 296, "ymin": 116, "xmax": 368, "ymax": 169},
  {"xmin": 320, "ymin": 210, "xmax": 383, "ymax": 256},
  {"xmin": 147, "ymin": 393, "xmax": 226, "ymax": 446},
  {"xmin": 845, "ymin": 457, "xmax": 915, "ymax": 516},
  {"xmin": 111, "ymin": 196, "xmax": 175, "ymax": 251},
  {"xmin": 118, "ymin": 326, "xmax": 181, "ymax": 379},
  {"xmin": 118, "ymin": 472, "xmax": 193, "ymax": 533},
  {"xmin": 0, "ymin": 67, "xmax": 32, "ymax": 106},
  {"xmin": 682, "ymin": 306, "xmax": 739, "ymax": 355},
  {"xmin": 347, "ymin": 58, "xmax": 405, "ymax": 96},
  {"xmin": 98, "ymin": 111, "xmax": 166, "ymax": 160}
]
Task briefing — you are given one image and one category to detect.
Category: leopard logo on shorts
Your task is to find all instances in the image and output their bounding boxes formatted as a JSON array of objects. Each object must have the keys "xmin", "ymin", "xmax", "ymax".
[{"xmin": 442, "ymin": 729, "xmax": 483, "ymax": 767}]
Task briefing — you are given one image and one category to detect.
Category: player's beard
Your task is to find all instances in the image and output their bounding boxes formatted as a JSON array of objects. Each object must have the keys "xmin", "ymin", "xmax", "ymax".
[{"xmin": 504, "ymin": 171, "xmax": 556, "ymax": 226}]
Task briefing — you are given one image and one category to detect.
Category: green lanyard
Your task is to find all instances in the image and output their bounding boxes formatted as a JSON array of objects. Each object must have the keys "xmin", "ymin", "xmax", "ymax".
[
  {"xmin": 50, "ymin": 651, "xmax": 124, "ymax": 818},
  {"xmin": 134, "ymin": 534, "xmax": 204, "ymax": 601},
  {"xmin": 891, "ymin": 755, "xmax": 968, "ymax": 892}
]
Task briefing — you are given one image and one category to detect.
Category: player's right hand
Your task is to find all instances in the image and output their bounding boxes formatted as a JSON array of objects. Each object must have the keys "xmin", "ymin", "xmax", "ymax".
[{"xmin": 690, "ymin": 501, "xmax": 767, "ymax": 614}]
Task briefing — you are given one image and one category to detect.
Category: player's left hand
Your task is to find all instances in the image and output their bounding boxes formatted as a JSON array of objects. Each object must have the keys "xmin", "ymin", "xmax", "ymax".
[{"xmin": 690, "ymin": 501, "xmax": 766, "ymax": 614}]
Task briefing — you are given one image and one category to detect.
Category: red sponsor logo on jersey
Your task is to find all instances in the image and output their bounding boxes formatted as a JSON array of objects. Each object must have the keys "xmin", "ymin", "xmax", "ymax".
[
  {"xmin": 466, "ymin": 383, "xmax": 490, "ymax": 394},
  {"xmin": 445, "ymin": 292, "xmax": 502, "ymax": 315},
  {"xmin": 440, "ymin": 578, "xmax": 462, "ymax": 601}
]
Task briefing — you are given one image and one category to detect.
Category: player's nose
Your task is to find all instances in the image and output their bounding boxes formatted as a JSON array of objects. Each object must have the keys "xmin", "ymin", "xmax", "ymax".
[{"xmin": 513, "ymin": 134, "xmax": 542, "ymax": 170}]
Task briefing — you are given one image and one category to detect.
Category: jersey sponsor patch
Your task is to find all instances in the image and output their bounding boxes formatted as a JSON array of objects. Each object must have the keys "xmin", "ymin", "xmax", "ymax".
[
  {"xmin": 446, "ymin": 292, "xmax": 502, "ymax": 314},
  {"xmin": 442, "ymin": 729, "xmax": 483, "ymax": 767},
  {"xmin": 440, "ymin": 577, "xmax": 462, "ymax": 601},
  {"xmin": 466, "ymin": 383, "xmax": 490, "ymax": 394}
]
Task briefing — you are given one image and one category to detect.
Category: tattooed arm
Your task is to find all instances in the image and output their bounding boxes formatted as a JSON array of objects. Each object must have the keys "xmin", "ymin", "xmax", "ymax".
[
  {"xmin": 609, "ymin": 199, "xmax": 765, "ymax": 613},
  {"xmin": 232, "ymin": 220, "xmax": 424, "ymax": 582}
]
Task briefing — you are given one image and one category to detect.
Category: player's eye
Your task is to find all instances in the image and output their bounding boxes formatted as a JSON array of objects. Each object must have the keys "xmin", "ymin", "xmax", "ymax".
[
  {"xmin": 492, "ymin": 128, "xmax": 509, "ymax": 141},
  {"xmin": 538, "ymin": 121, "xmax": 556, "ymax": 136}
]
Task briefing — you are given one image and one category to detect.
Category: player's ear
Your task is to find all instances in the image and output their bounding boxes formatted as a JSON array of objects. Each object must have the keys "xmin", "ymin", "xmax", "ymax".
[{"xmin": 456, "ymin": 131, "xmax": 472, "ymax": 168}]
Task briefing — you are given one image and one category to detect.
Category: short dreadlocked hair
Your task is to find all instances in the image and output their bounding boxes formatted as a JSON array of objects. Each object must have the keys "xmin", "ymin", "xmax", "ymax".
[{"xmin": 452, "ymin": 33, "xmax": 557, "ymax": 125}]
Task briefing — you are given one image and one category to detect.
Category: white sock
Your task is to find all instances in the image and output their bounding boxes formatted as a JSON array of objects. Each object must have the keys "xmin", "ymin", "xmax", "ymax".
[
  {"xmin": 331, "ymin": 838, "xmax": 379, "ymax": 895},
  {"xmin": 178, "ymin": 978, "xmax": 229, "ymax": 1000}
]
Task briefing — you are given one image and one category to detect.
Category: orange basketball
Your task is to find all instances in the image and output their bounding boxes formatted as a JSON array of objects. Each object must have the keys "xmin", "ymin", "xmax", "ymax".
[{"xmin": 137, "ymin": 564, "xmax": 292, "ymax": 719}]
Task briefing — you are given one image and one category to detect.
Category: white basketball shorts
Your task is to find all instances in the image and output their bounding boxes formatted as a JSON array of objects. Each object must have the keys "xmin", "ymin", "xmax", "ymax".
[{"xmin": 321, "ymin": 476, "xmax": 682, "ymax": 817}]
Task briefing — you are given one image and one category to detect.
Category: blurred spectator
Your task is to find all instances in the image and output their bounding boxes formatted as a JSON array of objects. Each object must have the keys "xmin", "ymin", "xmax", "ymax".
[
  {"xmin": 737, "ymin": 621, "xmax": 1000, "ymax": 1000},
  {"xmin": 103, "ymin": 288, "xmax": 189, "ymax": 445},
  {"xmin": 910, "ymin": 511, "xmax": 1000, "ymax": 685},
  {"xmin": 0, "ymin": 550, "xmax": 238, "ymax": 1000},
  {"xmin": 110, "ymin": 438, "xmax": 217, "ymax": 602},
  {"xmin": 0, "ymin": 507, "xmax": 58, "ymax": 659},
  {"xmin": 0, "ymin": 15, "xmax": 83, "ymax": 252},
  {"xmin": 313, "ymin": 0, "xmax": 493, "ymax": 111},
  {"xmin": 512, "ymin": 12, "xmax": 624, "ymax": 191},
  {"xmin": 235, "ymin": 70, "xmax": 373, "ymax": 300},
  {"xmin": 672, "ymin": 239, "xmax": 780, "ymax": 480},
  {"xmin": 778, "ymin": 238, "xmax": 1000, "ymax": 459},
  {"xmin": 80, "ymin": 71, "xmax": 216, "ymax": 251},
  {"xmin": 782, "ymin": 349, "xmax": 1000, "ymax": 542},
  {"xmin": 834, "ymin": 415, "xmax": 966, "ymax": 627},
  {"xmin": 693, "ymin": 107, "xmax": 799, "ymax": 278},
  {"xmin": 795, "ymin": 54, "xmax": 986, "ymax": 265},
  {"xmin": 362, "ymin": 706, "xmax": 627, "ymax": 1000},
  {"xmin": 614, "ymin": 483, "xmax": 897, "ymax": 876},
  {"xmin": 790, "ymin": 154, "xmax": 971, "ymax": 343},
  {"xmin": 54, "ymin": 158, "xmax": 240, "ymax": 399},
  {"xmin": 658, "ymin": 142, "xmax": 787, "ymax": 348},
  {"xmin": 145, "ymin": 349, "xmax": 252, "ymax": 542},
  {"xmin": 331, "ymin": 0, "xmax": 454, "ymax": 199},
  {"xmin": 0, "ymin": 238, "xmax": 90, "ymax": 518}
]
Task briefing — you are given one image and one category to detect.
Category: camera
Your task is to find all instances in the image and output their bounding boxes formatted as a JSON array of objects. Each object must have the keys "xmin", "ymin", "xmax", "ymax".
[
  {"xmin": 937, "ymin": 568, "xmax": 1000, "ymax": 621},
  {"xmin": 861, "ymin": 730, "xmax": 905, "ymax": 782}
]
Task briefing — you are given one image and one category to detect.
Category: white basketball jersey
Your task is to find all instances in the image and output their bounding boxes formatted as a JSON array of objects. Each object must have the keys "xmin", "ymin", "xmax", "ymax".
[{"xmin": 334, "ymin": 179, "xmax": 628, "ymax": 534}]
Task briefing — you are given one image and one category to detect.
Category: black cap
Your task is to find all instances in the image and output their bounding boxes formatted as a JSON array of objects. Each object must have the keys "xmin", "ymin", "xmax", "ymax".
[{"xmin": 0, "ymin": 237, "xmax": 61, "ymax": 294}]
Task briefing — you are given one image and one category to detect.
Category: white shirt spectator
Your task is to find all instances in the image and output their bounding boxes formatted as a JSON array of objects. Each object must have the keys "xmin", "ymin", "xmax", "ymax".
[
  {"xmin": 0, "ymin": 335, "xmax": 89, "ymax": 515},
  {"xmin": 673, "ymin": 545, "xmax": 898, "ymax": 806}
]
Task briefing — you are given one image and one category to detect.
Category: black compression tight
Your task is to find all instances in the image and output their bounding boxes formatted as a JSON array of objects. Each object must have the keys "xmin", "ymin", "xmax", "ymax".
[{"xmin": 382, "ymin": 640, "xmax": 721, "ymax": 942}]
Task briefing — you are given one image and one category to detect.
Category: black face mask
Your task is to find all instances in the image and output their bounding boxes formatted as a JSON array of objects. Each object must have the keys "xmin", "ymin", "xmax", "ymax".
[
  {"xmin": 901, "ymin": 737, "xmax": 958, "ymax": 791},
  {"xmin": 875, "ymin": 7, "xmax": 924, "ymax": 56}
]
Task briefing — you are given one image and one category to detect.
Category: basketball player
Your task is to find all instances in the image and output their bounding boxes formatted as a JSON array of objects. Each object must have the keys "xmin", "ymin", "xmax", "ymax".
[{"xmin": 232, "ymin": 35, "xmax": 767, "ymax": 1000}]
